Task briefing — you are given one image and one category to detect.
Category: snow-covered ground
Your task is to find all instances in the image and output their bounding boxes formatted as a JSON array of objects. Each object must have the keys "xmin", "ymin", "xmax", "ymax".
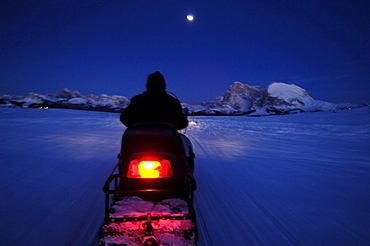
[{"xmin": 0, "ymin": 107, "xmax": 369, "ymax": 245}]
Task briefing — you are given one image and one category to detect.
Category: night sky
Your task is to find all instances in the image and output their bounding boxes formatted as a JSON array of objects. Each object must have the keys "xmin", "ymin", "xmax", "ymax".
[{"xmin": 1, "ymin": 0, "xmax": 369, "ymax": 104}]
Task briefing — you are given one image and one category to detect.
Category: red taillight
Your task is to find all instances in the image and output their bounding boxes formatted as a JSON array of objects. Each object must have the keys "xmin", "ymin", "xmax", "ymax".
[{"xmin": 127, "ymin": 159, "xmax": 173, "ymax": 178}]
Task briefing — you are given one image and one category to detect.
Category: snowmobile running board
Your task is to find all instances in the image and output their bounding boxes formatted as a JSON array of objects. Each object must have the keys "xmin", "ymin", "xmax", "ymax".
[
  {"xmin": 98, "ymin": 196, "xmax": 198, "ymax": 246},
  {"xmin": 99, "ymin": 165, "xmax": 198, "ymax": 246}
]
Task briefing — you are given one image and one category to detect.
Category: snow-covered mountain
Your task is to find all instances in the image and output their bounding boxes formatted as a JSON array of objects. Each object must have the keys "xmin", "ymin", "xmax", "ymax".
[
  {"xmin": 0, "ymin": 88, "xmax": 130, "ymax": 112},
  {"xmin": 0, "ymin": 82, "xmax": 362, "ymax": 115},
  {"xmin": 183, "ymin": 82, "xmax": 359, "ymax": 115}
]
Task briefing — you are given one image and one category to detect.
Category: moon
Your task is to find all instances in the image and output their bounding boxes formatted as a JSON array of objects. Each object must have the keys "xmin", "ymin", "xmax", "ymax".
[{"xmin": 187, "ymin": 14, "xmax": 194, "ymax": 21}]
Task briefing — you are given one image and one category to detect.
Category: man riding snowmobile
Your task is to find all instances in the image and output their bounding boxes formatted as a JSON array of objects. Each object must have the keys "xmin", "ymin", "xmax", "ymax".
[{"xmin": 98, "ymin": 72, "xmax": 197, "ymax": 245}]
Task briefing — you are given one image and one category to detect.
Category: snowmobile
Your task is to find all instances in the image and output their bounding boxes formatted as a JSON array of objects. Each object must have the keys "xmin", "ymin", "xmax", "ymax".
[{"xmin": 99, "ymin": 122, "xmax": 197, "ymax": 246}]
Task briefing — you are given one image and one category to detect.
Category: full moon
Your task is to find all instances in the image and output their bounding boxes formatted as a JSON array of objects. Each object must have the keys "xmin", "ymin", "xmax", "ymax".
[{"xmin": 187, "ymin": 14, "xmax": 194, "ymax": 21}]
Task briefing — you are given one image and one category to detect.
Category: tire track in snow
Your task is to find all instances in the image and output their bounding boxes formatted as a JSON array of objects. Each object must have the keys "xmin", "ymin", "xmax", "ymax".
[
  {"xmin": 194, "ymin": 197, "xmax": 214, "ymax": 246},
  {"xmin": 243, "ymin": 191, "xmax": 303, "ymax": 246}
]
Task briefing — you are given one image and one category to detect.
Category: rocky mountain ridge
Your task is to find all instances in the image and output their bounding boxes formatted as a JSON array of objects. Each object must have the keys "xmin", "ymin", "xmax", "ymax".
[
  {"xmin": 1, "ymin": 82, "xmax": 361, "ymax": 115},
  {"xmin": 183, "ymin": 82, "xmax": 358, "ymax": 115},
  {"xmin": 0, "ymin": 88, "xmax": 130, "ymax": 112}
]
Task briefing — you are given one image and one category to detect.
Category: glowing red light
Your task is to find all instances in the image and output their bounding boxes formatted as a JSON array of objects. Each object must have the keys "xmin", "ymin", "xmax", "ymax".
[{"xmin": 127, "ymin": 159, "xmax": 172, "ymax": 178}]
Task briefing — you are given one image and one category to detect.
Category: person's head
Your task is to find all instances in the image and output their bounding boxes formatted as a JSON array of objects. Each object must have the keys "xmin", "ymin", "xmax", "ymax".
[{"xmin": 146, "ymin": 71, "xmax": 166, "ymax": 91}]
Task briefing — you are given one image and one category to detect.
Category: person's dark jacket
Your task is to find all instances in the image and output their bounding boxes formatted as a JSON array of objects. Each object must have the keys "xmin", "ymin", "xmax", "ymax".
[{"xmin": 120, "ymin": 91, "xmax": 188, "ymax": 130}]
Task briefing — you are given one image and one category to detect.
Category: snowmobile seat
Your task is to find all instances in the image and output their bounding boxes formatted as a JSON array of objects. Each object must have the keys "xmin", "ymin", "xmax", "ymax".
[{"xmin": 119, "ymin": 122, "xmax": 186, "ymax": 162}]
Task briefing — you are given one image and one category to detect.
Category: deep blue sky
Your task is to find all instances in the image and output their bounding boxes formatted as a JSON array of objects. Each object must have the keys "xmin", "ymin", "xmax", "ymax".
[{"xmin": 1, "ymin": 0, "xmax": 369, "ymax": 104}]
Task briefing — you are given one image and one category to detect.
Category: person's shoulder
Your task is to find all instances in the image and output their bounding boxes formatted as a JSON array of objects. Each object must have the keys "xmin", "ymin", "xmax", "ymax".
[
  {"xmin": 130, "ymin": 93, "xmax": 146, "ymax": 101},
  {"xmin": 163, "ymin": 92, "xmax": 178, "ymax": 100},
  {"xmin": 164, "ymin": 93, "xmax": 181, "ymax": 103}
]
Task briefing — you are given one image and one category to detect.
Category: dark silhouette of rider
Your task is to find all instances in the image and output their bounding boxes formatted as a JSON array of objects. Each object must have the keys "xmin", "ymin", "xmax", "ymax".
[{"xmin": 120, "ymin": 72, "xmax": 188, "ymax": 130}]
